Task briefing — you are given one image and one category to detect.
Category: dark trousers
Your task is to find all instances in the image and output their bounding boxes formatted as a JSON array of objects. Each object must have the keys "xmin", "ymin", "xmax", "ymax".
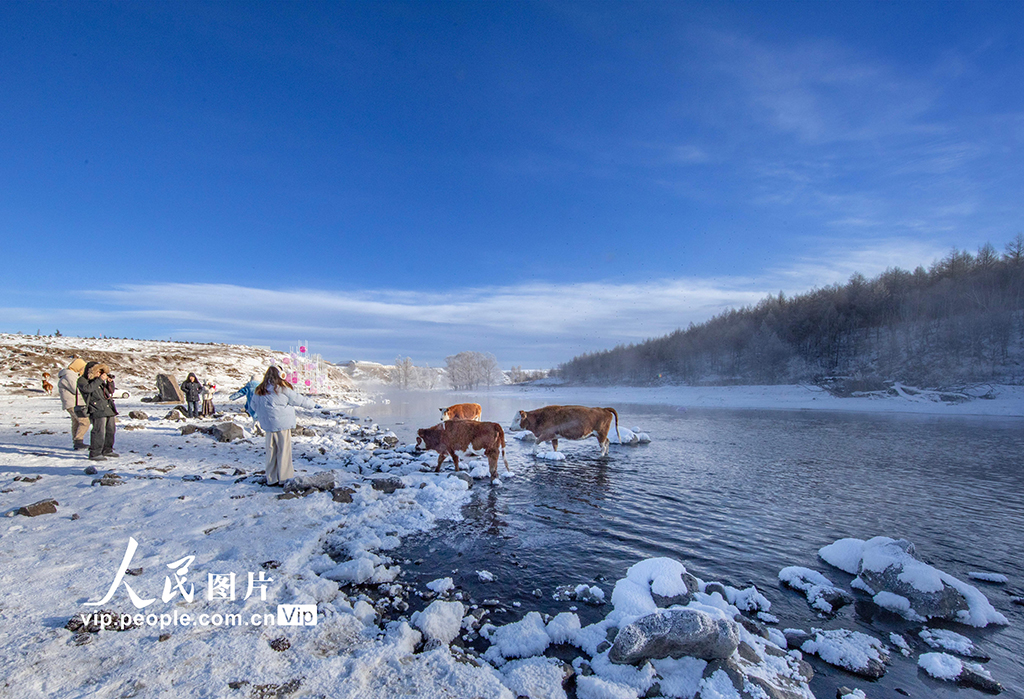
[
  {"xmin": 90, "ymin": 416, "xmax": 116, "ymax": 457},
  {"xmin": 186, "ymin": 400, "xmax": 201, "ymax": 418}
]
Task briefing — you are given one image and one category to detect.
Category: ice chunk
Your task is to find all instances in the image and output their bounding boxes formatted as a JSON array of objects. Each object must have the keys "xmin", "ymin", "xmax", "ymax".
[
  {"xmin": 918, "ymin": 651, "xmax": 963, "ymax": 680},
  {"xmin": 426, "ymin": 577, "xmax": 454, "ymax": 595},
  {"xmin": 535, "ymin": 451, "xmax": 566, "ymax": 461}
]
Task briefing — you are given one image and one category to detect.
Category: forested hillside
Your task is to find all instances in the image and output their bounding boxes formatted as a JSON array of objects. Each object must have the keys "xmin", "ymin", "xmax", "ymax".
[{"xmin": 560, "ymin": 237, "xmax": 1024, "ymax": 389}]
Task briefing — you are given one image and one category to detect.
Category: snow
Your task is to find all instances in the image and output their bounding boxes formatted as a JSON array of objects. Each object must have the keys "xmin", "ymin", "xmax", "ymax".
[
  {"xmin": 778, "ymin": 566, "xmax": 845, "ymax": 613},
  {"xmin": 477, "ymin": 569, "xmax": 495, "ymax": 582},
  {"xmin": 919, "ymin": 628, "xmax": 976, "ymax": 655},
  {"xmin": 545, "ymin": 612, "xmax": 582, "ymax": 644},
  {"xmin": 575, "ymin": 674, "xmax": 639, "ymax": 699},
  {"xmin": 817, "ymin": 537, "xmax": 866, "ymax": 575},
  {"xmin": 535, "ymin": 451, "xmax": 566, "ymax": 461},
  {"xmin": 872, "ymin": 591, "xmax": 924, "ymax": 621},
  {"xmin": 411, "ymin": 600, "xmax": 465, "ymax": 645},
  {"xmin": 482, "ymin": 611, "xmax": 552, "ymax": 662},
  {"xmin": 799, "ymin": 628, "xmax": 889, "ymax": 675},
  {"xmin": 918, "ymin": 651, "xmax": 963, "ymax": 680},
  {"xmin": 426, "ymin": 577, "xmax": 455, "ymax": 595},
  {"xmin": 889, "ymin": 632, "xmax": 911, "ymax": 656},
  {"xmin": 501, "ymin": 656, "xmax": 568, "ymax": 699},
  {"xmin": 968, "ymin": 571, "xmax": 1008, "ymax": 584}
]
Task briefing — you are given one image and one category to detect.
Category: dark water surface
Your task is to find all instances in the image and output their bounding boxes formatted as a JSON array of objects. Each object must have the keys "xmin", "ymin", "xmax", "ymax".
[{"xmin": 352, "ymin": 391, "xmax": 1024, "ymax": 698}]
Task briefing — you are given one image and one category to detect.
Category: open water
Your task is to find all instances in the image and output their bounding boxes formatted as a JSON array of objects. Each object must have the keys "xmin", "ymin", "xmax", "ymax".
[{"xmin": 352, "ymin": 389, "xmax": 1024, "ymax": 698}]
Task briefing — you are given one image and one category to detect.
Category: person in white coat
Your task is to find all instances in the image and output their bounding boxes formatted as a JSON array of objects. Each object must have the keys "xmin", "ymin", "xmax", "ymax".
[
  {"xmin": 57, "ymin": 356, "xmax": 89, "ymax": 450},
  {"xmin": 250, "ymin": 366, "xmax": 316, "ymax": 485}
]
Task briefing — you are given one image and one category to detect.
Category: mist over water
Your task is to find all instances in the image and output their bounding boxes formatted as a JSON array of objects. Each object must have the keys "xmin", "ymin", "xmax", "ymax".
[{"xmin": 352, "ymin": 389, "xmax": 1024, "ymax": 698}]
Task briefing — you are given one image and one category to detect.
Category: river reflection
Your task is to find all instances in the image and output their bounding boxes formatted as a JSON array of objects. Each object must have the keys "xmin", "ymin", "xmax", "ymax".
[{"xmin": 351, "ymin": 389, "xmax": 1024, "ymax": 698}]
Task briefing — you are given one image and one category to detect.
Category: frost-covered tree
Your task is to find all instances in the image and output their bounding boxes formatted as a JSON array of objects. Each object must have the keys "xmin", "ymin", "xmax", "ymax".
[{"xmin": 445, "ymin": 351, "xmax": 501, "ymax": 390}]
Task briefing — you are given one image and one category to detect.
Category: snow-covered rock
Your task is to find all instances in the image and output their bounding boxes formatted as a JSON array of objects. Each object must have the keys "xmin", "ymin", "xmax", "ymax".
[
  {"xmin": 819, "ymin": 536, "xmax": 1008, "ymax": 627},
  {"xmin": 789, "ymin": 627, "xmax": 889, "ymax": 679},
  {"xmin": 919, "ymin": 652, "xmax": 1003, "ymax": 693},
  {"xmin": 608, "ymin": 608, "xmax": 741, "ymax": 664},
  {"xmin": 778, "ymin": 566, "xmax": 853, "ymax": 614},
  {"xmin": 919, "ymin": 627, "xmax": 989, "ymax": 660},
  {"xmin": 411, "ymin": 600, "xmax": 465, "ymax": 645}
]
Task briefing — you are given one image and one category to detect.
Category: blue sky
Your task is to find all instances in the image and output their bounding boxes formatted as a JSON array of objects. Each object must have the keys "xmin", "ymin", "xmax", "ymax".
[{"xmin": 2, "ymin": 1, "xmax": 1021, "ymax": 367}]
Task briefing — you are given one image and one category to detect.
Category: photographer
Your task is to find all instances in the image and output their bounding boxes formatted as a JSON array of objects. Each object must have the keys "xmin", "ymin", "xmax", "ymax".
[{"xmin": 77, "ymin": 361, "xmax": 119, "ymax": 461}]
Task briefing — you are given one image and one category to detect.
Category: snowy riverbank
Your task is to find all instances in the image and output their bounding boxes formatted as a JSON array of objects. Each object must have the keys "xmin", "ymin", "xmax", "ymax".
[
  {"xmin": 491, "ymin": 382, "xmax": 1024, "ymax": 418},
  {"xmin": 2, "ymin": 363, "xmax": 1021, "ymax": 697}
]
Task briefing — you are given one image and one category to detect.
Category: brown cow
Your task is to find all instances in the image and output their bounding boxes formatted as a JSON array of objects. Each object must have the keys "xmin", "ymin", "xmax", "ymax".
[
  {"xmin": 416, "ymin": 419, "xmax": 509, "ymax": 480},
  {"xmin": 511, "ymin": 405, "xmax": 620, "ymax": 456},
  {"xmin": 440, "ymin": 402, "xmax": 482, "ymax": 421}
]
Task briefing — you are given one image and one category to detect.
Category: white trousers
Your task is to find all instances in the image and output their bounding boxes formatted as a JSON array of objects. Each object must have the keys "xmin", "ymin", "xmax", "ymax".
[{"xmin": 265, "ymin": 430, "xmax": 293, "ymax": 485}]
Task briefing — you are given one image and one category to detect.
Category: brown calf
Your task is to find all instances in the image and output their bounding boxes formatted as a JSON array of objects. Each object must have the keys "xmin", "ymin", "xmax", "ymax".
[
  {"xmin": 440, "ymin": 402, "xmax": 482, "ymax": 421},
  {"xmin": 511, "ymin": 405, "xmax": 620, "ymax": 456},
  {"xmin": 416, "ymin": 419, "xmax": 509, "ymax": 480}
]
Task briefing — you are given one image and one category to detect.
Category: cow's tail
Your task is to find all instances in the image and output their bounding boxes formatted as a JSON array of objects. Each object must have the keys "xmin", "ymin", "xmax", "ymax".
[
  {"xmin": 499, "ymin": 425, "xmax": 510, "ymax": 472},
  {"xmin": 606, "ymin": 407, "xmax": 620, "ymax": 443}
]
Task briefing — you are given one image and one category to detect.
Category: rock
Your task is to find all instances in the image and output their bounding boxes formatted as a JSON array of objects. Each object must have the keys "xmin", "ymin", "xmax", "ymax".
[
  {"xmin": 704, "ymin": 582, "xmax": 728, "ymax": 598},
  {"xmin": 836, "ymin": 688, "xmax": 865, "ymax": 699},
  {"xmin": 18, "ymin": 499, "xmax": 58, "ymax": 516},
  {"xmin": 734, "ymin": 614, "xmax": 770, "ymax": 640},
  {"xmin": 84, "ymin": 465, "xmax": 98, "ymax": 475},
  {"xmin": 370, "ymin": 477, "xmax": 405, "ymax": 493},
  {"xmin": 268, "ymin": 636, "xmax": 290, "ymax": 652},
  {"xmin": 91, "ymin": 473, "xmax": 124, "ymax": 487},
  {"xmin": 609, "ymin": 609, "xmax": 740, "ymax": 665},
  {"xmin": 128, "ymin": 411, "xmax": 149, "ymax": 420},
  {"xmin": 291, "ymin": 426, "xmax": 315, "ymax": 437},
  {"xmin": 331, "ymin": 487, "xmax": 355, "ymax": 503},
  {"xmin": 71, "ymin": 513, "xmax": 80, "ymax": 520},
  {"xmin": 165, "ymin": 407, "xmax": 186, "ymax": 421},
  {"xmin": 180, "ymin": 424, "xmax": 201, "ymax": 435},
  {"xmin": 452, "ymin": 472, "xmax": 473, "ymax": 487},
  {"xmin": 379, "ymin": 432, "xmax": 399, "ymax": 448},
  {"xmin": 181, "ymin": 475, "xmax": 202, "ymax": 482},
  {"xmin": 783, "ymin": 629, "xmax": 812, "ymax": 648},
  {"xmin": 251, "ymin": 679, "xmax": 301, "ymax": 697},
  {"xmin": 210, "ymin": 422, "xmax": 244, "ymax": 442},
  {"xmin": 155, "ymin": 374, "xmax": 185, "ymax": 402},
  {"xmin": 65, "ymin": 609, "xmax": 137, "ymax": 632},
  {"xmin": 958, "ymin": 665, "xmax": 1002, "ymax": 694},
  {"xmin": 284, "ymin": 471, "xmax": 335, "ymax": 493}
]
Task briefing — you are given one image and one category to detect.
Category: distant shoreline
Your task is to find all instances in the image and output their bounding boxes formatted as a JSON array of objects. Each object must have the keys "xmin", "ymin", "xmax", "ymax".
[{"xmin": 478, "ymin": 383, "xmax": 1024, "ymax": 418}]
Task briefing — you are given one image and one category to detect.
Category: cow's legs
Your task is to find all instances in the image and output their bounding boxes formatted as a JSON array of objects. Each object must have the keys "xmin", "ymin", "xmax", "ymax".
[
  {"xmin": 435, "ymin": 453, "xmax": 446, "ymax": 472},
  {"xmin": 597, "ymin": 428, "xmax": 610, "ymax": 456},
  {"xmin": 486, "ymin": 448, "xmax": 498, "ymax": 480},
  {"xmin": 451, "ymin": 452, "xmax": 460, "ymax": 471},
  {"xmin": 551, "ymin": 438, "xmax": 558, "ymax": 452}
]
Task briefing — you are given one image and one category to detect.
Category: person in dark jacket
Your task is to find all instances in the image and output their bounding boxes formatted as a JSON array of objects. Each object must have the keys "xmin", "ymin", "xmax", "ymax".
[
  {"xmin": 180, "ymin": 373, "xmax": 203, "ymax": 418},
  {"xmin": 77, "ymin": 361, "xmax": 119, "ymax": 461}
]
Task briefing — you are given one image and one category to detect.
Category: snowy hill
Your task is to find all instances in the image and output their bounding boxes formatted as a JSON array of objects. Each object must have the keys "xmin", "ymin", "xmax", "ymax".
[{"xmin": 0, "ymin": 334, "xmax": 360, "ymax": 401}]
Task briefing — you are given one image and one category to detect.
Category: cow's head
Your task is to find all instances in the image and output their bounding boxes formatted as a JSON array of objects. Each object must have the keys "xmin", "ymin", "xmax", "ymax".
[
  {"xmin": 510, "ymin": 410, "xmax": 527, "ymax": 431},
  {"xmin": 439, "ymin": 407, "xmax": 449, "ymax": 421},
  {"xmin": 416, "ymin": 425, "xmax": 441, "ymax": 451}
]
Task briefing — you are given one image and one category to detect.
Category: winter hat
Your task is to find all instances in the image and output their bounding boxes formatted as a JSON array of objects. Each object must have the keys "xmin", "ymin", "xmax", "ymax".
[{"xmin": 68, "ymin": 357, "xmax": 87, "ymax": 374}]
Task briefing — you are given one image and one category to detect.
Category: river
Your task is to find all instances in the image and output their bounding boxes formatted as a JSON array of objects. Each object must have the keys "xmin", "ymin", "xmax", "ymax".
[{"xmin": 350, "ymin": 388, "xmax": 1024, "ymax": 698}]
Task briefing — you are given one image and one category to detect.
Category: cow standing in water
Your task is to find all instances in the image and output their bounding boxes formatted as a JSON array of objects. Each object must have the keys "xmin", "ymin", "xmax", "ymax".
[
  {"xmin": 511, "ymin": 405, "xmax": 620, "ymax": 457},
  {"xmin": 416, "ymin": 419, "xmax": 509, "ymax": 480},
  {"xmin": 440, "ymin": 403, "xmax": 482, "ymax": 421}
]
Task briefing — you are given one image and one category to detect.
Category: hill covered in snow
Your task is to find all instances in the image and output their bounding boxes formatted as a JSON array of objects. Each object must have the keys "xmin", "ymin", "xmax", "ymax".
[{"xmin": 0, "ymin": 334, "xmax": 360, "ymax": 401}]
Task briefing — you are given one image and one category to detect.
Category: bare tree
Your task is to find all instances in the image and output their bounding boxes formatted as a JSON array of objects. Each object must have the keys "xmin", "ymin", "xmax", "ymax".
[
  {"xmin": 392, "ymin": 356, "xmax": 414, "ymax": 389},
  {"xmin": 445, "ymin": 351, "xmax": 501, "ymax": 390}
]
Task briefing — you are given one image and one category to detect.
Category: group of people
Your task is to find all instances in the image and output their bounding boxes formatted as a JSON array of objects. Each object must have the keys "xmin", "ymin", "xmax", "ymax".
[
  {"xmin": 56, "ymin": 360, "xmax": 317, "ymax": 485},
  {"xmin": 57, "ymin": 357, "xmax": 119, "ymax": 461},
  {"xmin": 179, "ymin": 373, "xmax": 217, "ymax": 418}
]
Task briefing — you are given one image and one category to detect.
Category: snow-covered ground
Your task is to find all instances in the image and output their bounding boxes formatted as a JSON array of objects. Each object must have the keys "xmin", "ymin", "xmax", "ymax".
[{"xmin": 2, "ymin": 335, "xmax": 1022, "ymax": 697}]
